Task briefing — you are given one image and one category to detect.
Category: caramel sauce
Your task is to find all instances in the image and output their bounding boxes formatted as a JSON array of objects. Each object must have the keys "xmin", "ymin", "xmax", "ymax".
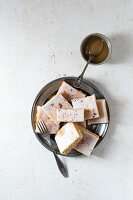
[{"xmin": 82, "ymin": 36, "xmax": 109, "ymax": 64}]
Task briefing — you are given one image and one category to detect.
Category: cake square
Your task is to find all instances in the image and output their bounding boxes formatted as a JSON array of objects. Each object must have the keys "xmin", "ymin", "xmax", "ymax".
[
  {"xmin": 71, "ymin": 94, "xmax": 99, "ymax": 119},
  {"xmin": 42, "ymin": 94, "xmax": 72, "ymax": 124},
  {"xmin": 88, "ymin": 99, "xmax": 109, "ymax": 125},
  {"xmin": 35, "ymin": 106, "xmax": 60, "ymax": 134},
  {"xmin": 55, "ymin": 122, "xmax": 83, "ymax": 155},
  {"xmin": 57, "ymin": 108, "xmax": 84, "ymax": 122},
  {"xmin": 57, "ymin": 81, "xmax": 86, "ymax": 102},
  {"xmin": 74, "ymin": 126, "xmax": 99, "ymax": 156}
]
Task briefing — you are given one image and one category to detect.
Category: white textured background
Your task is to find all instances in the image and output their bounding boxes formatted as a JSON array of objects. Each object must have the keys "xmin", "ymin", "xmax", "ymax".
[{"xmin": 0, "ymin": 0, "xmax": 133, "ymax": 200}]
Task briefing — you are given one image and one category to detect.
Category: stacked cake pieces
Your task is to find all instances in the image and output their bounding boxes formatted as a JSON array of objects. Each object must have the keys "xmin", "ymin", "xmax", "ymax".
[
  {"xmin": 35, "ymin": 81, "xmax": 109, "ymax": 156},
  {"xmin": 55, "ymin": 123, "xmax": 83, "ymax": 155},
  {"xmin": 74, "ymin": 126, "xmax": 99, "ymax": 156},
  {"xmin": 35, "ymin": 106, "xmax": 60, "ymax": 134},
  {"xmin": 57, "ymin": 81, "xmax": 86, "ymax": 102}
]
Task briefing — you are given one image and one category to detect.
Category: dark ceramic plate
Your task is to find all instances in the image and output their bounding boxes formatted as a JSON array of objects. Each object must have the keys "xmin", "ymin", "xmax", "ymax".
[{"xmin": 31, "ymin": 77, "xmax": 110, "ymax": 157}]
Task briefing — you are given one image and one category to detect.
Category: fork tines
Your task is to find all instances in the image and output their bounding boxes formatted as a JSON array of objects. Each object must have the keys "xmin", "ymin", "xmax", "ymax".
[{"xmin": 36, "ymin": 120, "xmax": 49, "ymax": 136}]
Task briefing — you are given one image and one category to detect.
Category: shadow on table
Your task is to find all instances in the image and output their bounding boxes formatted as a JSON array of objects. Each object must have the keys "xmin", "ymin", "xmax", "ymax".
[
  {"xmin": 85, "ymin": 78, "xmax": 120, "ymax": 158},
  {"xmin": 108, "ymin": 33, "xmax": 133, "ymax": 65}
]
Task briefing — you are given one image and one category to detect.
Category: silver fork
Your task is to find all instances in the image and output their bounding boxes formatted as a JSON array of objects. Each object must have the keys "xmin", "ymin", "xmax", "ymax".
[{"xmin": 36, "ymin": 120, "xmax": 69, "ymax": 178}]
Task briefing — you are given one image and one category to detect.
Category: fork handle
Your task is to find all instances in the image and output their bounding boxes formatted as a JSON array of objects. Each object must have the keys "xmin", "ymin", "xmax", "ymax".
[{"xmin": 52, "ymin": 149, "xmax": 68, "ymax": 178}]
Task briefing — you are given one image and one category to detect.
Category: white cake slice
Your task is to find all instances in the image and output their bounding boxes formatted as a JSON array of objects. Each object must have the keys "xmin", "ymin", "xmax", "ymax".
[
  {"xmin": 57, "ymin": 108, "xmax": 84, "ymax": 122},
  {"xmin": 57, "ymin": 81, "xmax": 86, "ymax": 102},
  {"xmin": 71, "ymin": 94, "xmax": 99, "ymax": 120},
  {"xmin": 74, "ymin": 126, "xmax": 99, "ymax": 156},
  {"xmin": 35, "ymin": 106, "xmax": 60, "ymax": 134},
  {"xmin": 42, "ymin": 94, "xmax": 72, "ymax": 125},
  {"xmin": 88, "ymin": 99, "xmax": 109, "ymax": 125},
  {"xmin": 55, "ymin": 122, "xmax": 83, "ymax": 155}
]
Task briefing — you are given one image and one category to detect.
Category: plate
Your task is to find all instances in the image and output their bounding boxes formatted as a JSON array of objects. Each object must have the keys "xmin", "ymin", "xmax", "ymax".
[{"xmin": 31, "ymin": 77, "xmax": 110, "ymax": 157}]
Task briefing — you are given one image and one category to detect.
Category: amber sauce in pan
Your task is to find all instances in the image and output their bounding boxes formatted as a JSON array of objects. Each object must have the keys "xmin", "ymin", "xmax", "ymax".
[{"xmin": 82, "ymin": 37, "xmax": 109, "ymax": 64}]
